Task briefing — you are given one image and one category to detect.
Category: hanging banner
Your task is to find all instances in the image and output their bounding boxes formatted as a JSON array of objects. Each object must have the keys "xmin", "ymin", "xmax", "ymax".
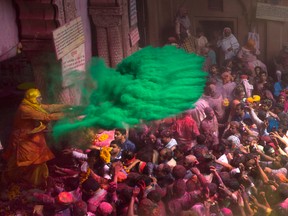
[
  {"xmin": 129, "ymin": 27, "xmax": 140, "ymax": 47},
  {"xmin": 61, "ymin": 44, "xmax": 85, "ymax": 87},
  {"xmin": 53, "ymin": 17, "xmax": 85, "ymax": 60},
  {"xmin": 256, "ymin": 2, "xmax": 288, "ymax": 22},
  {"xmin": 129, "ymin": 0, "xmax": 138, "ymax": 26}
]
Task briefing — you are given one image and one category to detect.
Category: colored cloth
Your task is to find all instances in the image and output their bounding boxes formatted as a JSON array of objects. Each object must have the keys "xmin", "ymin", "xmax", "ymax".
[
  {"xmin": 174, "ymin": 115, "xmax": 200, "ymax": 148},
  {"xmin": 93, "ymin": 130, "xmax": 115, "ymax": 147},
  {"xmin": 175, "ymin": 15, "xmax": 191, "ymax": 41},
  {"xmin": 190, "ymin": 98, "xmax": 210, "ymax": 127},
  {"xmin": 87, "ymin": 189, "xmax": 108, "ymax": 213},
  {"xmin": 208, "ymin": 49, "xmax": 217, "ymax": 65},
  {"xmin": 165, "ymin": 138, "xmax": 178, "ymax": 149},
  {"xmin": 167, "ymin": 191, "xmax": 199, "ymax": 215},
  {"xmin": 200, "ymin": 116, "xmax": 219, "ymax": 145},
  {"xmin": 221, "ymin": 82, "xmax": 237, "ymax": 102},
  {"xmin": 237, "ymin": 46, "xmax": 267, "ymax": 72},
  {"xmin": 202, "ymin": 94, "xmax": 225, "ymax": 122},
  {"xmin": 240, "ymin": 78, "xmax": 254, "ymax": 97},
  {"xmin": 274, "ymin": 82, "xmax": 288, "ymax": 97}
]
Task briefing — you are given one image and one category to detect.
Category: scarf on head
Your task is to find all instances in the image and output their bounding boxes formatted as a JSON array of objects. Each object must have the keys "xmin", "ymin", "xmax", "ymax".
[{"xmin": 22, "ymin": 98, "xmax": 48, "ymax": 114}]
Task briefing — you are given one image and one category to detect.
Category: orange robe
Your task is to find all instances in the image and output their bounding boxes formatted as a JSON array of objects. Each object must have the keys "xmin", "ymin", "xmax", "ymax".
[{"xmin": 3, "ymin": 103, "xmax": 66, "ymax": 187}]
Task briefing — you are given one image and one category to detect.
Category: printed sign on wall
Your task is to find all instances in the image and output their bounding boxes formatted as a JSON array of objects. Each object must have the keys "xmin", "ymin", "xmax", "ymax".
[
  {"xmin": 61, "ymin": 44, "xmax": 85, "ymax": 87},
  {"xmin": 53, "ymin": 17, "xmax": 85, "ymax": 60}
]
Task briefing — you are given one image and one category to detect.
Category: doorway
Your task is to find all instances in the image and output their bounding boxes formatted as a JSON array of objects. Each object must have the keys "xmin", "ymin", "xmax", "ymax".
[{"xmin": 194, "ymin": 17, "xmax": 237, "ymax": 65}]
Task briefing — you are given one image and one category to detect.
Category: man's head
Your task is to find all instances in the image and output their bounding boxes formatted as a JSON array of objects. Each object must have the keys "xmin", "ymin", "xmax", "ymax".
[
  {"xmin": 87, "ymin": 149, "xmax": 100, "ymax": 166},
  {"xmin": 209, "ymin": 64, "xmax": 219, "ymax": 75},
  {"xmin": 183, "ymin": 154, "xmax": 199, "ymax": 169},
  {"xmin": 160, "ymin": 130, "xmax": 173, "ymax": 145},
  {"xmin": 227, "ymin": 135, "xmax": 241, "ymax": 148},
  {"xmin": 24, "ymin": 88, "xmax": 42, "ymax": 104},
  {"xmin": 114, "ymin": 128, "xmax": 126, "ymax": 142},
  {"xmin": 259, "ymin": 70, "xmax": 267, "ymax": 82},
  {"xmin": 121, "ymin": 150, "xmax": 135, "ymax": 163},
  {"xmin": 221, "ymin": 72, "xmax": 232, "ymax": 84},
  {"xmin": 234, "ymin": 87, "xmax": 246, "ymax": 100},
  {"xmin": 178, "ymin": 7, "xmax": 188, "ymax": 17},
  {"xmin": 229, "ymin": 121, "xmax": 240, "ymax": 134},
  {"xmin": 204, "ymin": 107, "xmax": 214, "ymax": 119},
  {"xmin": 173, "ymin": 145, "xmax": 185, "ymax": 160},
  {"xmin": 235, "ymin": 103, "xmax": 245, "ymax": 116},
  {"xmin": 223, "ymin": 27, "xmax": 232, "ymax": 37},
  {"xmin": 274, "ymin": 103, "xmax": 284, "ymax": 114},
  {"xmin": 246, "ymin": 135, "xmax": 258, "ymax": 147},
  {"xmin": 81, "ymin": 177, "xmax": 100, "ymax": 196},
  {"xmin": 261, "ymin": 99, "xmax": 273, "ymax": 111},
  {"xmin": 159, "ymin": 148, "xmax": 173, "ymax": 163},
  {"xmin": 172, "ymin": 165, "xmax": 187, "ymax": 180},
  {"xmin": 154, "ymin": 163, "xmax": 172, "ymax": 178},
  {"xmin": 110, "ymin": 140, "xmax": 121, "ymax": 155},
  {"xmin": 204, "ymin": 83, "xmax": 217, "ymax": 97}
]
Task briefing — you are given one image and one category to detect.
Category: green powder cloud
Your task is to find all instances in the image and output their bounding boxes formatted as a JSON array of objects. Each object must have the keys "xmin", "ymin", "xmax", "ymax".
[{"xmin": 53, "ymin": 45, "xmax": 207, "ymax": 137}]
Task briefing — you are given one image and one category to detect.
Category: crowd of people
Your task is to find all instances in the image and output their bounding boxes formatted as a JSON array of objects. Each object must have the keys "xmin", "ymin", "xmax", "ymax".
[{"xmin": 1, "ymin": 14, "xmax": 288, "ymax": 216}]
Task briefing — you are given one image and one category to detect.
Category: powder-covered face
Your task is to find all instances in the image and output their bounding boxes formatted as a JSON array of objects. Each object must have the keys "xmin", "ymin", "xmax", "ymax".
[
  {"xmin": 148, "ymin": 134, "xmax": 157, "ymax": 144},
  {"xmin": 210, "ymin": 66, "xmax": 218, "ymax": 74},
  {"xmin": 205, "ymin": 110, "xmax": 214, "ymax": 119},
  {"xmin": 237, "ymin": 91, "xmax": 245, "ymax": 100},
  {"xmin": 229, "ymin": 124, "xmax": 239, "ymax": 134},
  {"xmin": 259, "ymin": 73, "xmax": 267, "ymax": 82},
  {"xmin": 224, "ymin": 29, "xmax": 231, "ymax": 37},
  {"xmin": 235, "ymin": 105, "xmax": 244, "ymax": 116},
  {"xmin": 161, "ymin": 136, "xmax": 170, "ymax": 144},
  {"xmin": 279, "ymin": 95, "xmax": 286, "ymax": 103}
]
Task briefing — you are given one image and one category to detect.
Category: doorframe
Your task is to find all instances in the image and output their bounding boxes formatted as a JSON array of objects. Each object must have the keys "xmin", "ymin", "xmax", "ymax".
[{"xmin": 193, "ymin": 16, "xmax": 238, "ymax": 37}]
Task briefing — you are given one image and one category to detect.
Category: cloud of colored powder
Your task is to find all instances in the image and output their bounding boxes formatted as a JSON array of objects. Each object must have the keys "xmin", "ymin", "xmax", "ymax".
[{"xmin": 53, "ymin": 45, "xmax": 207, "ymax": 137}]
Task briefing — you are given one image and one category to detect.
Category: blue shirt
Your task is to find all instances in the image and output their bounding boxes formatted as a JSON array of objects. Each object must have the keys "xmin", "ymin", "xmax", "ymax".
[{"xmin": 122, "ymin": 139, "xmax": 136, "ymax": 152}]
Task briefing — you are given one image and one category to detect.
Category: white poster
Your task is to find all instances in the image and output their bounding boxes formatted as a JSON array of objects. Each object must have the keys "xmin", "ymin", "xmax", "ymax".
[
  {"xmin": 53, "ymin": 17, "xmax": 85, "ymax": 60},
  {"xmin": 62, "ymin": 44, "xmax": 85, "ymax": 87}
]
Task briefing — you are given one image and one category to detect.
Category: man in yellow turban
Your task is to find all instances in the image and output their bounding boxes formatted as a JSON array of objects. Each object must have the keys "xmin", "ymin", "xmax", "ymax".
[{"xmin": 2, "ymin": 88, "xmax": 69, "ymax": 188}]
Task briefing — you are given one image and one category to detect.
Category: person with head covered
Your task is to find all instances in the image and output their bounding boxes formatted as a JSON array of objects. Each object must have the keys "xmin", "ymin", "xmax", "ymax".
[
  {"xmin": 217, "ymin": 27, "xmax": 240, "ymax": 60},
  {"xmin": 2, "ymin": 88, "xmax": 69, "ymax": 189},
  {"xmin": 237, "ymin": 38, "xmax": 267, "ymax": 73}
]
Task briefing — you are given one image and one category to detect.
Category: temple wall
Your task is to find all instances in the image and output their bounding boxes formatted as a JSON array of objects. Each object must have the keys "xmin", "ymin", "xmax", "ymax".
[{"xmin": 0, "ymin": 0, "xmax": 19, "ymax": 62}]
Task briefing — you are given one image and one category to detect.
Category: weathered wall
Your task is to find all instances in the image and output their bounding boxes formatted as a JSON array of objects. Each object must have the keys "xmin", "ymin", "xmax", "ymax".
[
  {"xmin": 75, "ymin": 0, "xmax": 92, "ymax": 63},
  {"xmin": 143, "ymin": 0, "xmax": 288, "ymax": 66},
  {"xmin": 0, "ymin": 0, "xmax": 19, "ymax": 62},
  {"xmin": 145, "ymin": 0, "xmax": 250, "ymax": 47}
]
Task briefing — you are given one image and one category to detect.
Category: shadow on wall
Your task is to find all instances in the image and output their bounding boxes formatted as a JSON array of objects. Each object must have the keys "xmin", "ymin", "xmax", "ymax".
[{"xmin": 0, "ymin": 94, "xmax": 23, "ymax": 149}]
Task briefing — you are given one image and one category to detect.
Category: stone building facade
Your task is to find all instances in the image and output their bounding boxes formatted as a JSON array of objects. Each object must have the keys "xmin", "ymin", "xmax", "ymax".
[{"xmin": 1, "ymin": 0, "xmax": 288, "ymax": 103}]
